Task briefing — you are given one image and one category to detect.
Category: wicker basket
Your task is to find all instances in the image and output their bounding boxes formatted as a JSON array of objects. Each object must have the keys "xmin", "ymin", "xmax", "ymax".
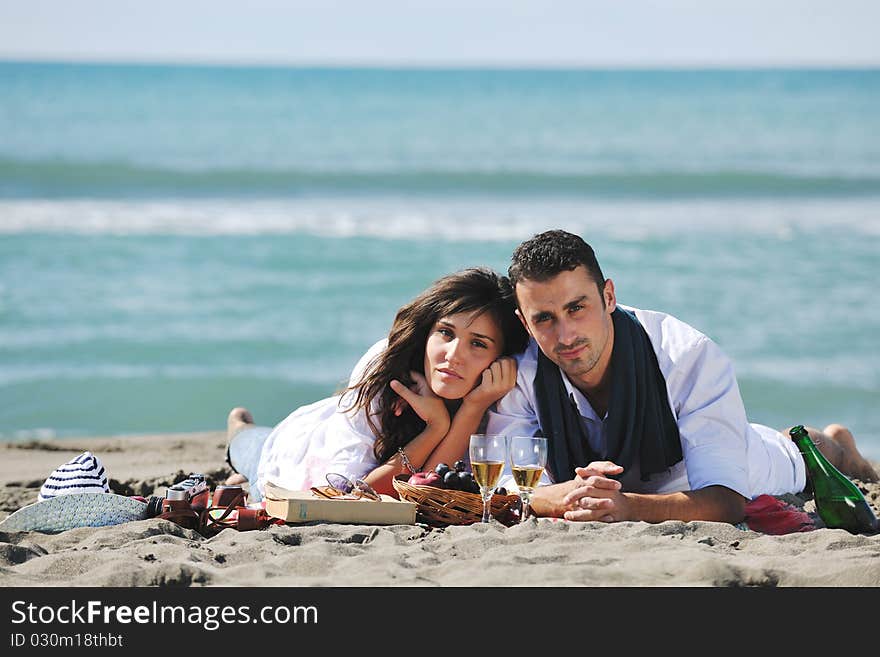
[{"xmin": 392, "ymin": 474, "xmax": 521, "ymax": 527}]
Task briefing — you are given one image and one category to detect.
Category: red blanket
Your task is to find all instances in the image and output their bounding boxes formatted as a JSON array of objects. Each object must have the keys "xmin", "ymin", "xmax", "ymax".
[{"xmin": 742, "ymin": 494, "xmax": 816, "ymax": 534}]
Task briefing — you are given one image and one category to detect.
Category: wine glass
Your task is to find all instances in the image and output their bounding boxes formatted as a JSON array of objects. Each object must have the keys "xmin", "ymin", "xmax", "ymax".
[
  {"xmin": 508, "ymin": 436, "xmax": 547, "ymax": 522},
  {"xmin": 469, "ymin": 434, "xmax": 507, "ymax": 524}
]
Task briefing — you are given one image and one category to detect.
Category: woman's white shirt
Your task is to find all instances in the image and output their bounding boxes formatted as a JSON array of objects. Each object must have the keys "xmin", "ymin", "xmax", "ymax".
[{"xmin": 254, "ymin": 339, "xmax": 387, "ymax": 498}]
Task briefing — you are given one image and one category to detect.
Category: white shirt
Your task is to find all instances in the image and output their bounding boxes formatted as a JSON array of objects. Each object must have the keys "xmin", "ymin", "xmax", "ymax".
[
  {"xmin": 486, "ymin": 305, "xmax": 805, "ymax": 499},
  {"xmin": 254, "ymin": 339, "xmax": 388, "ymax": 498}
]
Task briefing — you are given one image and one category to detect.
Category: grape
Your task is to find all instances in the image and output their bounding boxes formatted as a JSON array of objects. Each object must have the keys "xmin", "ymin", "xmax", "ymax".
[
  {"xmin": 495, "ymin": 487, "xmax": 507, "ymax": 496},
  {"xmin": 435, "ymin": 463, "xmax": 450, "ymax": 477},
  {"xmin": 459, "ymin": 472, "xmax": 480, "ymax": 494},
  {"xmin": 443, "ymin": 470, "xmax": 461, "ymax": 490},
  {"xmin": 453, "ymin": 460, "xmax": 467, "ymax": 472}
]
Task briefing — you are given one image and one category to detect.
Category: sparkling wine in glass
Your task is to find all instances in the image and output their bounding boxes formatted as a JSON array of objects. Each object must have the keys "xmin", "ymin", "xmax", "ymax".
[
  {"xmin": 509, "ymin": 436, "xmax": 547, "ymax": 522},
  {"xmin": 469, "ymin": 434, "xmax": 506, "ymax": 523}
]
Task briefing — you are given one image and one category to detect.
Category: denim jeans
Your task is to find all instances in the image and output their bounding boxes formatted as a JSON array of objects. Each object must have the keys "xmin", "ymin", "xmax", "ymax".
[{"xmin": 225, "ymin": 425, "xmax": 272, "ymax": 502}]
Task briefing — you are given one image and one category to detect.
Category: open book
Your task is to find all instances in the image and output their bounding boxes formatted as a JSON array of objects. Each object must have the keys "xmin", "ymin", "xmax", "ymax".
[{"xmin": 263, "ymin": 481, "xmax": 417, "ymax": 525}]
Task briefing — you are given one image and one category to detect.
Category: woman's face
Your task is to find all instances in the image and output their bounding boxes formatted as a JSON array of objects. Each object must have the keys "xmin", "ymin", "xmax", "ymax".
[{"xmin": 423, "ymin": 311, "xmax": 504, "ymax": 400}]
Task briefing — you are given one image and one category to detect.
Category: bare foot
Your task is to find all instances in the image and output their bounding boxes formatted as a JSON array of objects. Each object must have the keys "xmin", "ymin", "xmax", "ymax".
[
  {"xmin": 227, "ymin": 407, "xmax": 255, "ymax": 439},
  {"xmin": 823, "ymin": 424, "xmax": 879, "ymax": 483},
  {"xmin": 225, "ymin": 407, "xmax": 256, "ymax": 486}
]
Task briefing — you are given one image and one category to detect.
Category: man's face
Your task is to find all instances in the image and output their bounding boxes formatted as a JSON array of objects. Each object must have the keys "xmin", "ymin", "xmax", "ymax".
[{"xmin": 515, "ymin": 266, "xmax": 616, "ymax": 387}]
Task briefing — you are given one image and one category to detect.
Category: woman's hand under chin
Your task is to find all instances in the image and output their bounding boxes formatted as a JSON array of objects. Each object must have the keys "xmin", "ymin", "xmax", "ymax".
[
  {"xmin": 390, "ymin": 370, "xmax": 451, "ymax": 430},
  {"xmin": 462, "ymin": 356, "xmax": 518, "ymax": 412}
]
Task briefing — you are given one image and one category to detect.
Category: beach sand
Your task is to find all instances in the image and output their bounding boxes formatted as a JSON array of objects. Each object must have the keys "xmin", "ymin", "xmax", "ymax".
[{"xmin": 1, "ymin": 432, "xmax": 879, "ymax": 587}]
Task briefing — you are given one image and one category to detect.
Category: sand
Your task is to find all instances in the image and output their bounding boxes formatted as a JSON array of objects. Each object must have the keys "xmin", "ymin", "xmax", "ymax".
[{"xmin": 1, "ymin": 432, "xmax": 879, "ymax": 587}]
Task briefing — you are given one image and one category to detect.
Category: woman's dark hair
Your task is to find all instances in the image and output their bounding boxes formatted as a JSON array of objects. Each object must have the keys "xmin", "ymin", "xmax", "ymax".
[{"xmin": 341, "ymin": 267, "xmax": 528, "ymax": 463}]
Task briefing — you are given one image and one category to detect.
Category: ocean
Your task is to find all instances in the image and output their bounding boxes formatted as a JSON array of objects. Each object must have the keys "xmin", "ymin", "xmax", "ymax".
[{"xmin": 1, "ymin": 62, "xmax": 879, "ymax": 458}]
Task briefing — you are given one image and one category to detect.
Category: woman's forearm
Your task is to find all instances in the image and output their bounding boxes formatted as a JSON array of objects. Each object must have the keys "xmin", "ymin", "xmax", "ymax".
[
  {"xmin": 423, "ymin": 401, "xmax": 487, "ymax": 473},
  {"xmin": 363, "ymin": 419, "xmax": 449, "ymax": 495}
]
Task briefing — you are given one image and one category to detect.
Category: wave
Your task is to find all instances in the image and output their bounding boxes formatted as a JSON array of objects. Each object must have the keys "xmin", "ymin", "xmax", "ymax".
[
  {"xmin": 0, "ymin": 362, "xmax": 345, "ymax": 386},
  {"xmin": 2, "ymin": 157, "xmax": 880, "ymax": 199},
  {"xmin": 3, "ymin": 197, "xmax": 880, "ymax": 238}
]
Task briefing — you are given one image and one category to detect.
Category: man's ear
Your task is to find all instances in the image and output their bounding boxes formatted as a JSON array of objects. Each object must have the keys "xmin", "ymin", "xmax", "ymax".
[
  {"xmin": 515, "ymin": 308, "xmax": 533, "ymax": 337},
  {"xmin": 603, "ymin": 279, "xmax": 617, "ymax": 313}
]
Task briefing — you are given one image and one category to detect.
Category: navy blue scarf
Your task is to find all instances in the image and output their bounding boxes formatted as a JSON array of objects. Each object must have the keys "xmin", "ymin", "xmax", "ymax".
[{"xmin": 534, "ymin": 307, "xmax": 682, "ymax": 483}]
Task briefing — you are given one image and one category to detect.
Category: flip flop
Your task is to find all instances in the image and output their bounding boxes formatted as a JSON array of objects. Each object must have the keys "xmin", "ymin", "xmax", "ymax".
[{"xmin": 0, "ymin": 493, "xmax": 150, "ymax": 534}]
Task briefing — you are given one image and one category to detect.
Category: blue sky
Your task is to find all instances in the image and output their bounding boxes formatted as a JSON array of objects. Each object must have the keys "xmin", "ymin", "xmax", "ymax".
[{"xmin": 1, "ymin": 0, "xmax": 879, "ymax": 67}]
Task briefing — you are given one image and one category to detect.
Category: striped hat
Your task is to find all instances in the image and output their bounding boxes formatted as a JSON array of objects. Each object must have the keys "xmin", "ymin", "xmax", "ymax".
[{"xmin": 38, "ymin": 451, "xmax": 110, "ymax": 502}]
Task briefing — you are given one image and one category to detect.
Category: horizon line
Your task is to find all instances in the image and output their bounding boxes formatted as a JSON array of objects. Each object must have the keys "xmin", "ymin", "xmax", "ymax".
[{"xmin": 2, "ymin": 55, "xmax": 880, "ymax": 72}]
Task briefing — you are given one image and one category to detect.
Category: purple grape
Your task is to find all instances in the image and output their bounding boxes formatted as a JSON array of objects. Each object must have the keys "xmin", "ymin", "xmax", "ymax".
[{"xmin": 443, "ymin": 470, "xmax": 461, "ymax": 490}]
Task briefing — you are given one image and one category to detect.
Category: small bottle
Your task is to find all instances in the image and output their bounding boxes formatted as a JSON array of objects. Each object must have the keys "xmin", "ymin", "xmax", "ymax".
[{"xmin": 790, "ymin": 425, "xmax": 879, "ymax": 534}]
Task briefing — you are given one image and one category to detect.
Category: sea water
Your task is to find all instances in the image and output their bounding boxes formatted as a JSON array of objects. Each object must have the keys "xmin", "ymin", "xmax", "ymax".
[{"xmin": 1, "ymin": 63, "xmax": 878, "ymax": 458}]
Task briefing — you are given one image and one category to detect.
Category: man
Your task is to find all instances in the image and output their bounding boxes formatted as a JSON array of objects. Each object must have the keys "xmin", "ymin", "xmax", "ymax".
[{"xmin": 486, "ymin": 229, "xmax": 877, "ymax": 524}]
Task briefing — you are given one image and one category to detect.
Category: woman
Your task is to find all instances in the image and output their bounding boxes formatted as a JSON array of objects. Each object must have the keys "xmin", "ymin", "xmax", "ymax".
[{"xmin": 225, "ymin": 267, "xmax": 529, "ymax": 501}]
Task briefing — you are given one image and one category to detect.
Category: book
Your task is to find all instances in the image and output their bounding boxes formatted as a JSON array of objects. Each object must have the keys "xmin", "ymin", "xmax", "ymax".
[{"xmin": 263, "ymin": 481, "xmax": 417, "ymax": 526}]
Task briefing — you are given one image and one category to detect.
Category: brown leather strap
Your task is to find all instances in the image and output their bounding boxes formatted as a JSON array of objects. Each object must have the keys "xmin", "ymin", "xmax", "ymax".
[
  {"xmin": 158, "ymin": 488, "xmax": 273, "ymax": 536},
  {"xmin": 201, "ymin": 488, "xmax": 274, "ymax": 534},
  {"xmin": 209, "ymin": 488, "xmax": 247, "ymax": 519}
]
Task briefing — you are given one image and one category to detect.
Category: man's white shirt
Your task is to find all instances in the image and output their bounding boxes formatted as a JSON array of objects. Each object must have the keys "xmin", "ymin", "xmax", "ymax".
[{"xmin": 485, "ymin": 305, "xmax": 805, "ymax": 499}]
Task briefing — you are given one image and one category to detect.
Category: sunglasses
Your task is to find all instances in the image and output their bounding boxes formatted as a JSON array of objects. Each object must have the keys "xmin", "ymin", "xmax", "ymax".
[{"xmin": 310, "ymin": 473, "xmax": 382, "ymax": 501}]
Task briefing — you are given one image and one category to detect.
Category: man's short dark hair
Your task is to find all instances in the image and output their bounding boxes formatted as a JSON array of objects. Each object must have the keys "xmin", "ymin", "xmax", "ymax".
[{"xmin": 508, "ymin": 230, "xmax": 606, "ymax": 294}]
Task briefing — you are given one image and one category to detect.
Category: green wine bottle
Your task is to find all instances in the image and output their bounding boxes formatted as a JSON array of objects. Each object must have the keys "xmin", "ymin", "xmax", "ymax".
[{"xmin": 789, "ymin": 425, "xmax": 879, "ymax": 534}]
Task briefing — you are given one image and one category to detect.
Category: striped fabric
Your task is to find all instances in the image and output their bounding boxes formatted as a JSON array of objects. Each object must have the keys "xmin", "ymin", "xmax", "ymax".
[{"xmin": 38, "ymin": 451, "xmax": 110, "ymax": 501}]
